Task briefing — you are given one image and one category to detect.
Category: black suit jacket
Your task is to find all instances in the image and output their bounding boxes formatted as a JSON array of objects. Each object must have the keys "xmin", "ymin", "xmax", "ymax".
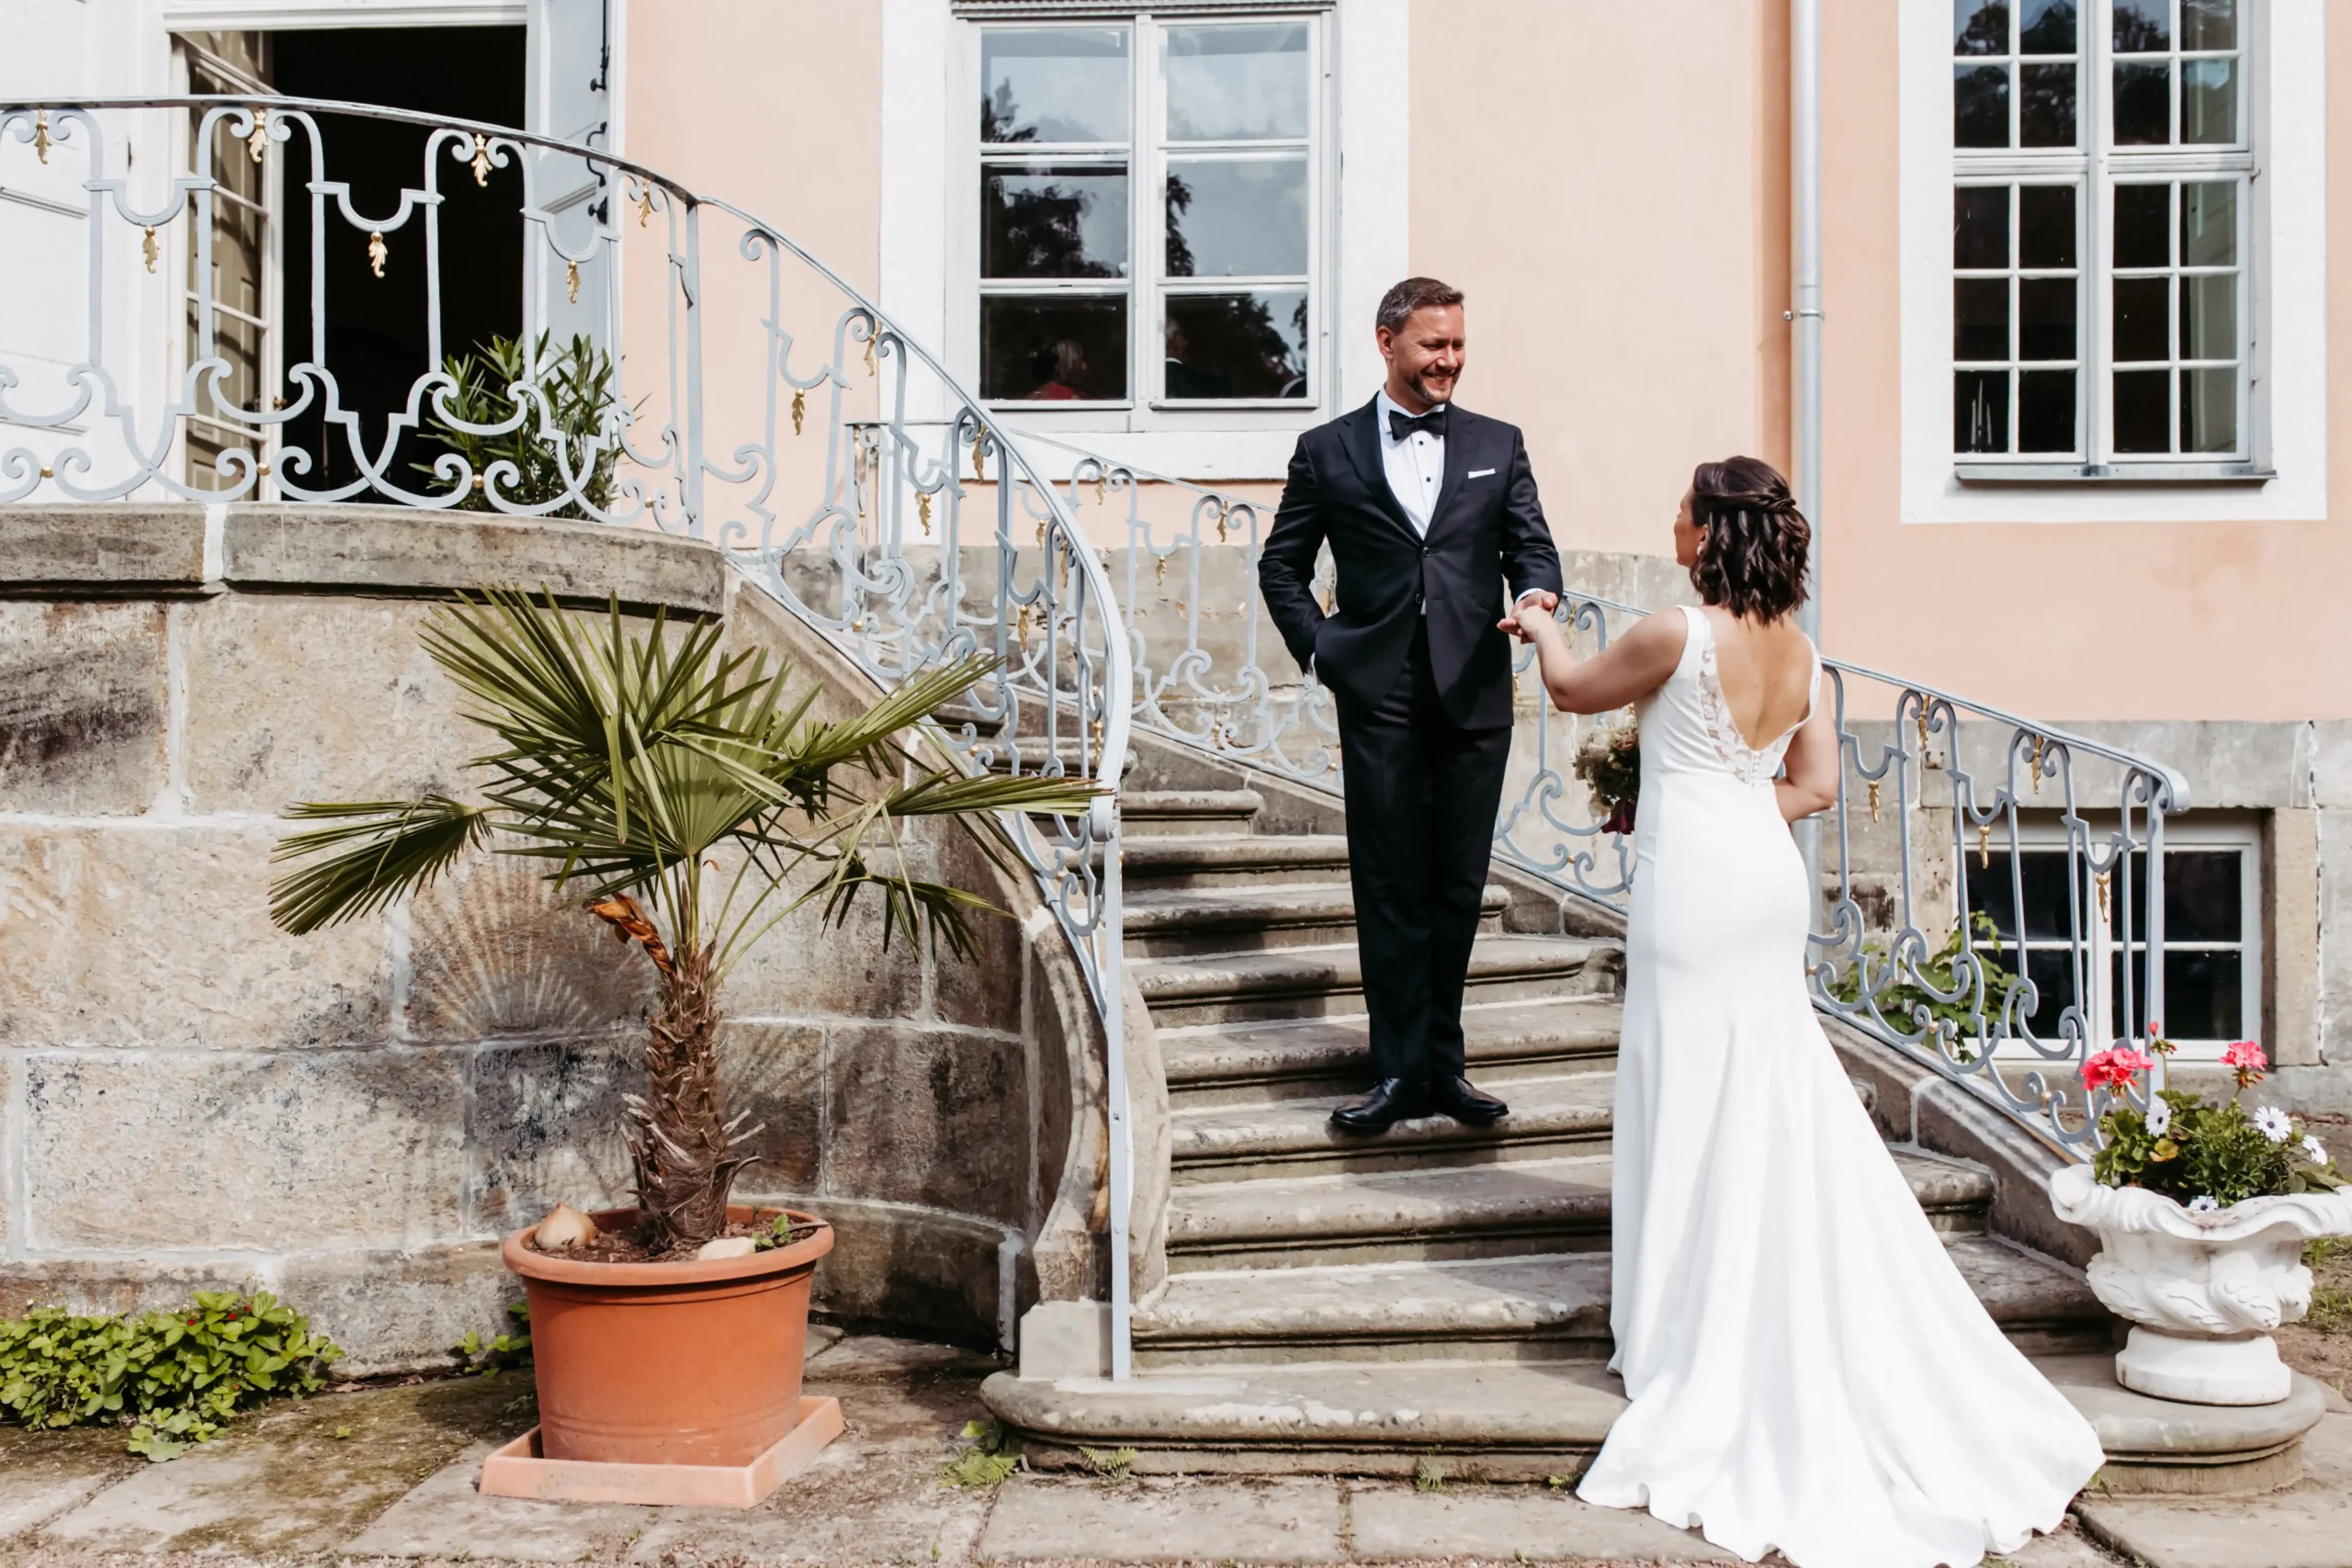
[{"xmin": 1258, "ymin": 398, "xmax": 1563, "ymax": 729}]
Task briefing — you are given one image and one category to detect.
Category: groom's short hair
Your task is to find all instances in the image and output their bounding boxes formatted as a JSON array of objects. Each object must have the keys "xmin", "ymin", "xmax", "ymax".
[{"xmin": 1376, "ymin": 276, "xmax": 1464, "ymax": 333}]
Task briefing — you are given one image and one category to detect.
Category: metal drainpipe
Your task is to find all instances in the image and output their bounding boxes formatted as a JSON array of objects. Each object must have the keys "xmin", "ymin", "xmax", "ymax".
[{"xmin": 1792, "ymin": 0, "xmax": 1827, "ymax": 929}]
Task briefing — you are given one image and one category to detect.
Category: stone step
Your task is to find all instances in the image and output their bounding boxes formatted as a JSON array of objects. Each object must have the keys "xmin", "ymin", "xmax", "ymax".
[
  {"xmin": 985, "ymin": 1359, "xmax": 1629, "ymax": 1479},
  {"xmin": 1170, "ymin": 1069, "xmax": 1617, "ymax": 1182},
  {"xmin": 1128, "ymin": 1232, "xmax": 2106, "ymax": 1370},
  {"xmin": 1123, "ymin": 880, "xmax": 1509, "ymax": 958},
  {"xmin": 1121, "ymin": 833, "xmax": 1353, "ymax": 889},
  {"xmin": 1132, "ymin": 1252, "xmax": 1614, "ymax": 1367},
  {"xmin": 1121, "ymin": 789, "xmax": 1264, "ymax": 837},
  {"xmin": 1168, "ymin": 1154, "xmax": 1613, "ymax": 1268},
  {"xmin": 984, "ymin": 1355, "xmax": 2196, "ymax": 1481},
  {"xmin": 1131, "ymin": 936, "xmax": 1623, "ymax": 1029},
  {"xmin": 1159, "ymin": 998, "xmax": 1625, "ymax": 1106},
  {"xmin": 1163, "ymin": 1147, "xmax": 1998, "ymax": 1269}
]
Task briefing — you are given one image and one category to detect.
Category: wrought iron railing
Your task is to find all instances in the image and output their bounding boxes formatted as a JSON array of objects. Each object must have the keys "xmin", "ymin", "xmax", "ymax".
[
  {"xmin": 0, "ymin": 97, "xmax": 1138, "ymax": 1361},
  {"xmin": 1505, "ymin": 592, "xmax": 2192, "ymax": 1152},
  {"xmin": 1016, "ymin": 441, "xmax": 2189, "ymax": 1154}
]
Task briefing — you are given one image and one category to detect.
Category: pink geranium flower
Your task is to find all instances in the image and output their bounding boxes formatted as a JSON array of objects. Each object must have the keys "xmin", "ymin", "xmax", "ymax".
[
  {"xmin": 2222, "ymin": 1040, "xmax": 2267, "ymax": 1089},
  {"xmin": 2080, "ymin": 1047, "xmax": 2154, "ymax": 1093}
]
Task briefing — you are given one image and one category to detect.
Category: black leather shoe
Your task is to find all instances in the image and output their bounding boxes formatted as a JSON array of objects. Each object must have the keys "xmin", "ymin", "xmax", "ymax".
[
  {"xmin": 1429, "ymin": 1074, "xmax": 1510, "ymax": 1127},
  {"xmin": 1329, "ymin": 1077, "xmax": 1429, "ymax": 1135}
]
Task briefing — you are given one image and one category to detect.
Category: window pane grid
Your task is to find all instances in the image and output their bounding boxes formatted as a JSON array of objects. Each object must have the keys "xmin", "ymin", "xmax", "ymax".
[
  {"xmin": 1953, "ymin": 0, "xmax": 2083, "ymax": 149},
  {"xmin": 976, "ymin": 16, "xmax": 1318, "ymax": 408},
  {"xmin": 2111, "ymin": 0, "xmax": 2244, "ymax": 149},
  {"xmin": 1952, "ymin": 0, "xmax": 2251, "ymax": 467},
  {"xmin": 979, "ymin": 25, "xmax": 1134, "ymax": 403},
  {"xmin": 1156, "ymin": 20, "xmax": 1312, "ymax": 403},
  {"xmin": 1962, "ymin": 840, "xmax": 2255, "ymax": 1045},
  {"xmin": 2109, "ymin": 176, "xmax": 2244, "ymax": 457},
  {"xmin": 1952, "ymin": 181, "xmax": 2082, "ymax": 457}
]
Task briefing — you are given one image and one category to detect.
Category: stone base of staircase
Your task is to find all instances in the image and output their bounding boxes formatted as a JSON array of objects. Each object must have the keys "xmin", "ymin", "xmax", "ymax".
[
  {"xmin": 1010, "ymin": 742, "xmax": 2322, "ymax": 1500},
  {"xmin": 983, "ymin": 1356, "xmax": 2331, "ymax": 1494}
]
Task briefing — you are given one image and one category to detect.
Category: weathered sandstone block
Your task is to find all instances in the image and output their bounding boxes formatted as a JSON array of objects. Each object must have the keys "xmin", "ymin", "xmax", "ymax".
[
  {"xmin": 23, "ymin": 1048, "xmax": 467, "ymax": 1249},
  {"xmin": 0, "ymin": 600, "xmax": 169, "ymax": 815},
  {"xmin": 0, "ymin": 823, "xmax": 389, "ymax": 1049}
]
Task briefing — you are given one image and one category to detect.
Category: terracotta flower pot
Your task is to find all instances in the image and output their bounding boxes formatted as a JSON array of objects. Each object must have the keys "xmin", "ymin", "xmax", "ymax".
[{"xmin": 503, "ymin": 1205, "xmax": 833, "ymax": 1466}]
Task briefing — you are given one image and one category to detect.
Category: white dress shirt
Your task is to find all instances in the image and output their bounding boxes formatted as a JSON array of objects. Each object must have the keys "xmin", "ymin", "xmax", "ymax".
[
  {"xmin": 1375, "ymin": 388, "xmax": 1444, "ymax": 536},
  {"xmin": 1370, "ymin": 389, "xmax": 1547, "ymax": 615}
]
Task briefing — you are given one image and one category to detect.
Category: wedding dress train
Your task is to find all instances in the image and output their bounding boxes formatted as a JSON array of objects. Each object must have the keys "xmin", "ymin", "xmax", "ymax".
[{"xmin": 1576, "ymin": 606, "xmax": 2104, "ymax": 1568}]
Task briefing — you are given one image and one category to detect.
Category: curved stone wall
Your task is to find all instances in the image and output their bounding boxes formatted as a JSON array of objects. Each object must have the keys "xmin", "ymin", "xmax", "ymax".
[{"xmin": 0, "ymin": 504, "xmax": 1109, "ymax": 1371}]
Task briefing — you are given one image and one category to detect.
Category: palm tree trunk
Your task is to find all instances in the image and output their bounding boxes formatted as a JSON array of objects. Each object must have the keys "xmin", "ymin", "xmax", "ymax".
[
  {"xmin": 592, "ymin": 896, "xmax": 757, "ymax": 1257},
  {"xmin": 629, "ymin": 947, "xmax": 742, "ymax": 1255}
]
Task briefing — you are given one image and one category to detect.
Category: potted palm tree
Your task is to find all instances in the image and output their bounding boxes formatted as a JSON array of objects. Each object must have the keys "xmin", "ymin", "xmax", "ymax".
[{"xmin": 267, "ymin": 588, "xmax": 1093, "ymax": 1485}]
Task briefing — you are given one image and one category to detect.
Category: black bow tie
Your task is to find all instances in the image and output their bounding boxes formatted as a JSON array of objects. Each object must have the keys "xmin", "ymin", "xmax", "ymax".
[{"xmin": 1387, "ymin": 407, "xmax": 1446, "ymax": 441}]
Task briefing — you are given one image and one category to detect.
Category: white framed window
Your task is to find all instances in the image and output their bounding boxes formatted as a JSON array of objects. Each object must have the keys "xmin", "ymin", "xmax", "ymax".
[
  {"xmin": 1897, "ymin": 0, "xmax": 2324, "ymax": 523},
  {"xmin": 967, "ymin": 10, "xmax": 1323, "ymax": 417},
  {"xmin": 1964, "ymin": 816, "xmax": 2261, "ymax": 1061},
  {"xmin": 1950, "ymin": 0, "xmax": 2255, "ymax": 471}
]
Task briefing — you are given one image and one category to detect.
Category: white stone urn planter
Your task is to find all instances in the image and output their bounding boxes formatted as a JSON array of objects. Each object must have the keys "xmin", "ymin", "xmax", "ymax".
[{"xmin": 2050, "ymin": 1162, "xmax": 2352, "ymax": 1405}]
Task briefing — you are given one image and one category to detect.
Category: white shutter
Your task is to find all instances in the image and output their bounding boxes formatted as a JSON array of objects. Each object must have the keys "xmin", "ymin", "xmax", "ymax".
[
  {"xmin": 525, "ymin": 0, "xmax": 613, "ymax": 355},
  {"xmin": 0, "ymin": 0, "xmax": 158, "ymax": 496}
]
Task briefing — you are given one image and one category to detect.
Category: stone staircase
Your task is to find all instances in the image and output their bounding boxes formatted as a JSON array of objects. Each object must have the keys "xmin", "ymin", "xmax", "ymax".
[{"xmin": 986, "ymin": 766, "xmax": 2116, "ymax": 1476}]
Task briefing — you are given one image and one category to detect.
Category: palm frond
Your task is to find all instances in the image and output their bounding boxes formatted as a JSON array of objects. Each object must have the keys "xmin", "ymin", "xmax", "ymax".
[
  {"xmin": 877, "ymin": 770, "xmax": 1100, "ymax": 820},
  {"xmin": 778, "ymin": 653, "xmax": 1004, "ymax": 783},
  {"xmin": 268, "ymin": 796, "xmax": 492, "ymax": 934},
  {"xmin": 824, "ymin": 867, "xmax": 1003, "ymax": 963}
]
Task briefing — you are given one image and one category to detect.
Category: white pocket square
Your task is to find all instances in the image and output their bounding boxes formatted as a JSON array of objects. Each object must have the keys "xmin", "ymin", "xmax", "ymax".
[{"xmin": 1468, "ymin": 468, "xmax": 1497, "ymax": 479}]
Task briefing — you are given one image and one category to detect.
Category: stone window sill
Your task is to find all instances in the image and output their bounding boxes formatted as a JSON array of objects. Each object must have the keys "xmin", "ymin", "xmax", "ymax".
[{"xmin": 1954, "ymin": 463, "xmax": 2278, "ymax": 486}]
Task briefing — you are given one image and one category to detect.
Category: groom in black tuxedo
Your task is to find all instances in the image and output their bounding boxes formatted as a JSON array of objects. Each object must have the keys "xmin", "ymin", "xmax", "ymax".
[{"xmin": 1259, "ymin": 276, "xmax": 1564, "ymax": 1135}]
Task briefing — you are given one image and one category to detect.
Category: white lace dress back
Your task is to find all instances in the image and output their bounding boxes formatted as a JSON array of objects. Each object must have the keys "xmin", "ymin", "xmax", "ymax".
[{"xmin": 1576, "ymin": 605, "xmax": 2103, "ymax": 1568}]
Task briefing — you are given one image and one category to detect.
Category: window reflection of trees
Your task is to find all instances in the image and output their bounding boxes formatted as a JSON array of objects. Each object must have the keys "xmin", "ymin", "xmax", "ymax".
[
  {"xmin": 1165, "ymin": 292, "xmax": 1306, "ymax": 401},
  {"xmin": 980, "ymin": 83, "xmax": 1037, "ymax": 146},
  {"xmin": 986, "ymin": 173, "xmax": 1120, "ymax": 278}
]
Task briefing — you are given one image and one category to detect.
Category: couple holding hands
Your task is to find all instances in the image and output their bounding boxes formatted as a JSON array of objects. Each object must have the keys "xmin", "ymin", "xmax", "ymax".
[{"xmin": 1253, "ymin": 276, "xmax": 2103, "ymax": 1568}]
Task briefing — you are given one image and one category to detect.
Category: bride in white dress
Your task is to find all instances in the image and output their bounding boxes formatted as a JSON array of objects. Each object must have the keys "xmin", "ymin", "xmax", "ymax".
[{"xmin": 1504, "ymin": 457, "xmax": 2103, "ymax": 1568}]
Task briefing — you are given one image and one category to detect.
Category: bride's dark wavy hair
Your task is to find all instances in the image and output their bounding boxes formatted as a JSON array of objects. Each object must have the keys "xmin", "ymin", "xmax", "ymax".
[{"xmin": 1687, "ymin": 456, "xmax": 1811, "ymax": 622}]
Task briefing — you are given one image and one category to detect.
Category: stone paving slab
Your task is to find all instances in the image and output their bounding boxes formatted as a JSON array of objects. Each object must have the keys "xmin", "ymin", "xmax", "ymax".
[
  {"xmin": 0, "ymin": 1428, "xmax": 136, "ymax": 1539},
  {"xmin": 29, "ymin": 1375, "xmax": 523, "ymax": 1557},
  {"xmin": 0, "ymin": 1335, "xmax": 2240, "ymax": 1568},
  {"xmin": 624, "ymin": 1372, "xmax": 994, "ymax": 1565},
  {"xmin": 2075, "ymin": 1410, "xmax": 2352, "ymax": 1568},
  {"xmin": 343, "ymin": 1440, "xmax": 655, "ymax": 1562},
  {"xmin": 979, "ymin": 1476, "xmax": 1348, "ymax": 1562},
  {"xmin": 1347, "ymin": 1484, "xmax": 1739, "ymax": 1562}
]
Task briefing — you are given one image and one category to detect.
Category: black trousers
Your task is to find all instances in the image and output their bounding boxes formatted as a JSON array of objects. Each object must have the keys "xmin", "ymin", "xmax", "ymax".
[{"xmin": 1335, "ymin": 624, "xmax": 1514, "ymax": 1083}]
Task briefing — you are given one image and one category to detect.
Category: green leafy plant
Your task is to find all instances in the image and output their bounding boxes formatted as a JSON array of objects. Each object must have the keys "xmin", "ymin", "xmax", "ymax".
[
  {"xmin": 751, "ymin": 1213, "xmax": 824, "ymax": 1252},
  {"xmin": 1413, "ymin": 1454, "xmax": 1450, "ymax": 1494},
  {"xmin": 2307, "ymin": 1237, "xmax": 2352, "ymax": 1334},
  {"xmin": 2087, "ymin": 1038, "xmax": 2344, "ymax": 1207},
  {"xmin": 1077, "ymin": 1443, "xmax": 1136, "ymax": 1481},
  {"xmin": 450, "ymin": 1303, "xmax": 532, "ymax": 1377},
  {"xmin": 1826, "ymin": 913, "xmax": 2020, "ymax": 1063},
  {"xmin": 0, "ymin": 1292, "xmax": 342, "ymax": 1461},
  {"xmin": 267, "ymin": 590, "xmax": 1097, "ymax": 1258},
  {"xmin": 417, "ymin": 332, "xmax": 631, "ymax": 520},
  {"xmin": 941, "ymin": 1417, "xmax": 1020, "ymax": 1487}
]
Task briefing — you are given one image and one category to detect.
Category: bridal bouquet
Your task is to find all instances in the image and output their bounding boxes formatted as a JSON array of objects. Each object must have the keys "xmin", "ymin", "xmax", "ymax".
[
  {"xmin": 2086, "ymin": 1035, "xmax": 2343, "ymax": 1207},
  {"xmin": 1574, "ymin": 722, "xmax": 1640, "ymax": 836}
]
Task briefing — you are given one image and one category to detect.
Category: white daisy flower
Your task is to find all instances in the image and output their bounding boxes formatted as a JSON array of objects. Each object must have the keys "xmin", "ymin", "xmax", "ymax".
[
  {"xmin": 2253, "ymin": 1106, "xmax": 2292, "ymax": 1144},
  {"xmin": 2303, "ymin": 1134, "xmax": 2330, "ymax": 1166},
  {"xmin": 2187, "ymin": 1195, "xmax": 2222, "ymax": 1214},
  {"xmin": 2143, "ymin": 1099, "xmax": 2172, "ymax": 1136}
]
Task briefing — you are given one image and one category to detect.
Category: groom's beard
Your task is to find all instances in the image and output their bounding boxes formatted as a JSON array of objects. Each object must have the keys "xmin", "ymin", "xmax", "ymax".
[{"xmin": 1408, "ymin": 367, "xmax": 1457, "ymax": 406}]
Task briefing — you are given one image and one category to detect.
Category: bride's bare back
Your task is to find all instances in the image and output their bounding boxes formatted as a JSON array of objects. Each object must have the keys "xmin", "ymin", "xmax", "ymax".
[{"xmin": 1701, "ymin": 607, "xmax": 1815, "ymax": 752}]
